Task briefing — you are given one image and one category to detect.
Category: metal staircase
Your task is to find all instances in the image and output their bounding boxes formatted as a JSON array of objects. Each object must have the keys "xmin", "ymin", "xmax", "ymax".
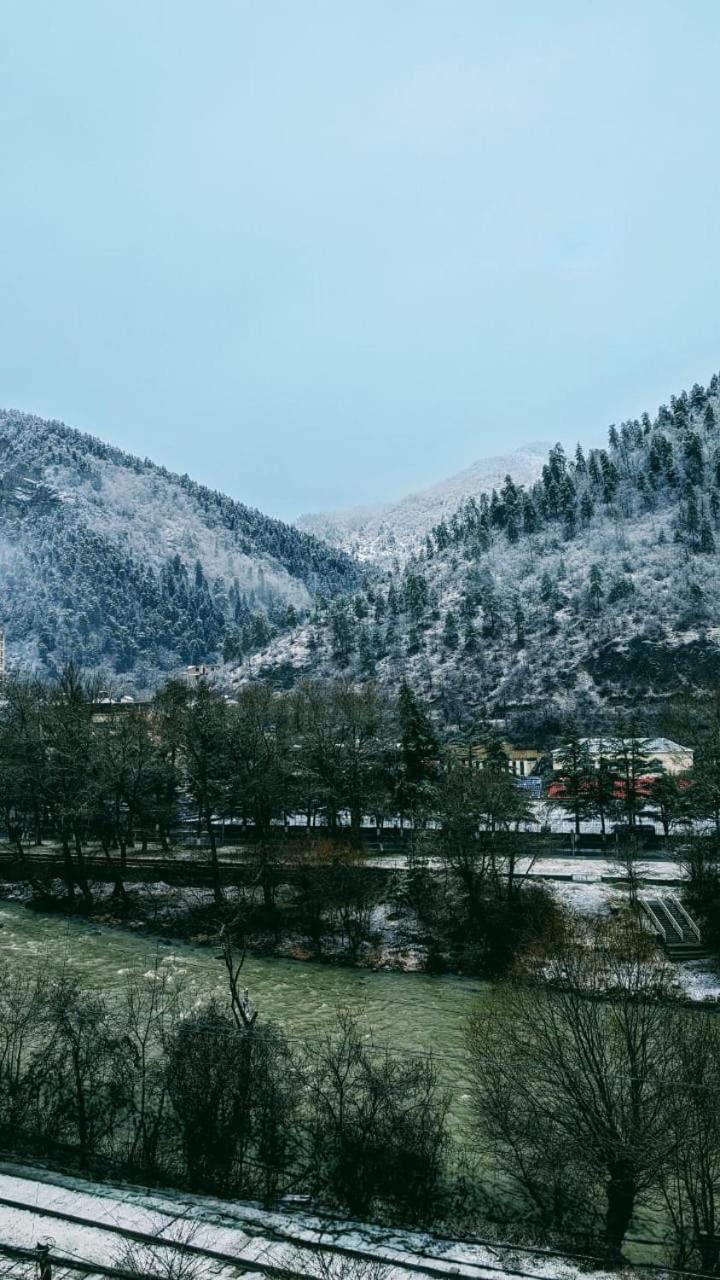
[{"xmin": 640, "ymin": 893, "xmax": 707, "ymax": 960}]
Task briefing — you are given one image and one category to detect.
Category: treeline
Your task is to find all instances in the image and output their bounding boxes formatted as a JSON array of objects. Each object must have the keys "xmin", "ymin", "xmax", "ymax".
[
  {"xmin": 4, "ymin": 665, "xmax": 720, "ymax": 968},
  {"xmin": 0, "ymin": 494, "xmax": 309, "ymax": 681},
  {"xmin": 0, "ymin": 667, "xmax": 443, "ymax": 902},
  {"xmin": 1, "ymin": 919, "xmax": 720, "ymax": 1267},
  {"xmin": 433, "ymin": 375, "xmax": 720, "ymax": 557},
  {"xmin": 551, "ymin": 731, "xmax": 693, "ymax": 836},
  {"xmin": 0, "ymin": 667, "xmax": 557, "ymax": 973},
  {"xmin": 0, "ymin": 408, "xmax": 361, "ymax": 593}
]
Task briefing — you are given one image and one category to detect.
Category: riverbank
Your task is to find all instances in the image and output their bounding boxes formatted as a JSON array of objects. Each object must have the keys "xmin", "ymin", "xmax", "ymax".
[
  {"xmin": 2, "ymin": 863, "xmax": 719, "ymax": 997},
  {"xmin": 0, "ymin": 874, "xmax": 433, "ymax": 973}
]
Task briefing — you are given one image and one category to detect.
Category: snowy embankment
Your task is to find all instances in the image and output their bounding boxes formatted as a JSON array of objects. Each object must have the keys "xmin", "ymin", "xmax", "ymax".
[
  {"xmin": 0, "ymin": 1162, "xmax": 647, "ymax": 1280},
  {"xmin": 547, "ymin": 871, "xmax": 720, "ymax": 1004}
]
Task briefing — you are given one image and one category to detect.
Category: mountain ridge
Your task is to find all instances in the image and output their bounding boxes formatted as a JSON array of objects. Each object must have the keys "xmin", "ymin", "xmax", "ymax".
[
  {"xmin": 296, "ymin": 442, "xmax": 551, "ymax": 563},
  {"xmin": 242, "ymin": 374, "xmax": 720, "ymax": 731},
  {"xmin": 0, "ymin": 408, "xmax": 361, "ymax": 688}
]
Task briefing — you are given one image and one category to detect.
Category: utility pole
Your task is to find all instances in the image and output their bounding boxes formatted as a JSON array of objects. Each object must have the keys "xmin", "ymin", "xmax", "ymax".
[
  {"xmin": 0, "ymin": 627, "xmax": 5, "ymax": 686},
  {"xmin": 36, "ymin": 1242, "xmax": 52, "ymax": 1280}
]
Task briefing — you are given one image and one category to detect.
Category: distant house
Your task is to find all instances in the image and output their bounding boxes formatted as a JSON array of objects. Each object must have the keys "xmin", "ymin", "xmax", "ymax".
[
  {"xmin": 185, "ymin": 664, "xmax": 217, "ymax": 682},
  {"xmin": 551, "ymin": 737, "xmax": 693, "ymax": 776},
  {"xmin": 453, "ymin": 742, "xmax": 543, "ymax": 778}
]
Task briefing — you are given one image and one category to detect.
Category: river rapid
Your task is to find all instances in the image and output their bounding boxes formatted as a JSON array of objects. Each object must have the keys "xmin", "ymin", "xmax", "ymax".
[{"xmin": 0, "ymin": 900, "xmax": 487, "ymax": 1123}]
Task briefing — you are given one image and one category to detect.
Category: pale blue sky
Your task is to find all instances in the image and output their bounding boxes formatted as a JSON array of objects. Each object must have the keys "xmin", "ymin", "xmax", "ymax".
[{"xmin": 1, "ymin": 2, "xmax": 719, "ymax": 519}]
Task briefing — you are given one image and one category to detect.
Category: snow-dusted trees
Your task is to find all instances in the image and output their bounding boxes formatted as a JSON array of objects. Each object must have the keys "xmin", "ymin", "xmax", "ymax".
[{"xmin": 0, "ymin": 407, "xmax": 363, "ymax": 685}]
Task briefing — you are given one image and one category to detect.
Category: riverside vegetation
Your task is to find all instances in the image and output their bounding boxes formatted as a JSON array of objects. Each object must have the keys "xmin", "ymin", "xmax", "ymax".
[
  {"xmin": 3, "ymin": 669, "xmax": 720, "ymax": 1266},
  {"xmin": 0, "ymin": 917, "xmax": 717, "ymax": 1269},
  {"xmin": 3, "ymin": 666, "xmax": 720, "ymax": 971}
]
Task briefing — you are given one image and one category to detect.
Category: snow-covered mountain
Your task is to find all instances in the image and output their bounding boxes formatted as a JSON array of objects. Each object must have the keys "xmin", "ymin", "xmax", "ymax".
[
  {"xmin": 296, "ymin": 443, "xmax": 550, "ymax": 563},
  {"xmin": 241, "ymin": 375, "xmax": 720, "ymax": 730},
  {"xmin": 0, "ymin": 409, "xmax": 361, "ymax": 688}
]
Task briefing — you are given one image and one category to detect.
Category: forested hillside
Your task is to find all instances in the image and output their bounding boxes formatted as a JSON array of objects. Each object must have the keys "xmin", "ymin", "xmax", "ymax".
[
  {"xmin": 0, "ymin": 410, "xmax": 360, "ymax": 688},
  {"xmin": 246, "ymin": 374, "xmax": 720, "ymax": 731},
  {"xmin": 296, "ymin": 442, "xmax": 548, "ymax": 564}
]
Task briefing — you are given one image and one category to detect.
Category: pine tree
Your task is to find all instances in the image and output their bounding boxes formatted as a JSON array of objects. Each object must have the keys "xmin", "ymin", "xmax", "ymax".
[
  {"xmin": 404, "ymin": 569, "xmax": 429, "ymax": 624},
  {"xmin": 554, "ymin": 731, "xmax": 593, "ymax": 836},
  {"xmin": 601, "ymin": 455, "xmax": 619, "ymax": 504},
  {"xmin": 463, "ymin": 619, "xmax": 478, "ymax": 655},
  {"xmin": 540, "ymin": 571, "xmax": 556, "ymax": 610},
  {"xmin": 466, "ymin": 721, "xmax": 509, "ymax": 775},
  {"xmin": 700, "ymin": 518, "xmax": 716, "ymax": 554},
  {"xmin": 397, "ymin": 678, "xmax": 439, "ymax": 787},
  {"xmin": 522, "ymin": 494, "xmax": 539, "ymax": 534},
  {"xmin": 690, "ymin": 382, "xmax": 706, "ymax": 412},
  {"xmin": 580, "ymin": 491, "xmax": 594, "ymax": 523},
  {"xmin": 683, "ymin": 431, "xmax": 704, "ymax": 486},
  {"xmin": 609, "ymin": 734, "xmax": 662, "ymax": 831},
  {"xmin": 442, "ymin": 610, "xmax": 460, "ymax": 651},
  {"xmin": 513, "ymin": 599, "xmax": 526, "ymax": 648},
  {"xmin": 589, "ymin": 564, "xmax": 604, "ymax": 616},
  {"xmin": 685, "ymin": 489, "xmax": 700, "ymax": 549},
  {"xmin": 358, "ymin": 626, "xmax": 375, "ymax": 675}
]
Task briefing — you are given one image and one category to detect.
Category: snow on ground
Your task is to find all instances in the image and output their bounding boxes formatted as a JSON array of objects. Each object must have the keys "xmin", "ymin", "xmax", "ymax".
[
  {"xmin": 674, "ymin": 960, "xmax": 720, "ymax": 1003},
  {"xmin": 521, "ymin": 856, "xmax": 686, "ymax": 880},
  {"xmin": 365, "ymin": 855, "xmax": 686, "ymax": 880},
  {"xmin": 550, "ymin": 880, "xmax": 619, "ymax": 916},
  {"xmin": 295, "ymin": 443, "xmax": 549, "ymax": 564},
  {"xmin": 0, "ymin": 1163, "xmax": 644, "ymax": 1280}
]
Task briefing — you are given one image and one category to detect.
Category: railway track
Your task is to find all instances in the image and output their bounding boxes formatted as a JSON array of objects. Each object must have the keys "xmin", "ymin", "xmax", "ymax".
[
  {"xmin": 0, "ymin": 1163, "xmax": 651, "ymax": 1280},
  {"xmin": 3, "ymin": 1162, "xmax": 720, "ymax": 1280}
]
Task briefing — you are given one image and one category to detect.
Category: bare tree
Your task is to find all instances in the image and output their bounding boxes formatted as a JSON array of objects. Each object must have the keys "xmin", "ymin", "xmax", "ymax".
[
  {"xmin": 120, "ymin": 959, "xmax": 180, "ymax": 1174},
  {"xmin": 218, "ymin": 916, "xmax": 257, "ymax": 1029},
  {"xmin": 662, "ymin": 1007, "xmax": 720, "ymax": 1274},
  {"xmin": 468, "ymin": 918, "xmax": 679, "ymax": 1259},
  {"xmin": 116, "ymin": 1217, "xmax": 205, "ymax": 1280},
  {"xmin": 611, "ymin": 835, "xmax": 645, "ymax": 913},
  {"xmin": 304, "ymin": 1009, "xmax": 449, "ymax": 1221}
]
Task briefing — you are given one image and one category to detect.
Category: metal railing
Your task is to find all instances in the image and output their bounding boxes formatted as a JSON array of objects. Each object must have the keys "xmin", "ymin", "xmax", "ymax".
[
  {"xmin": 669, "ymin": 892, "xmax": 702, "ymax": 942},
  {"xmin": 656, "ymin": 897, "xmax": 684, "ymax": 940},
  {"xmin": 640, "ymin": 899, "xmax": 666, "ymax": 942}
]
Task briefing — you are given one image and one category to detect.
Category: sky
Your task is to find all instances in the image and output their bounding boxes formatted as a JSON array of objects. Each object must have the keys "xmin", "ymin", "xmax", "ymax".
[{"xmin": 1, "ymin": 2, "xmax": 719, "ymax": 521}]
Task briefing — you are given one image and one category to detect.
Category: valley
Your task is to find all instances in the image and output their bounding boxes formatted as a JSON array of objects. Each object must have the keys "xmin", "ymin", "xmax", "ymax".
[{"xmin": 3, "ymin": 382, "xmax": 720, "ymax": 1273}]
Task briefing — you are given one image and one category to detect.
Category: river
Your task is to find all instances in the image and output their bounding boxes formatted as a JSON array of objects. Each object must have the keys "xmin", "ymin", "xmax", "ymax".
[
  {"xmin": 0, "ymin": 901, "xmax": 670, "ymax": 1256},
  {"xmin": 0, "ymin": 901, "xmax": 485, "ymax": 1124}
]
